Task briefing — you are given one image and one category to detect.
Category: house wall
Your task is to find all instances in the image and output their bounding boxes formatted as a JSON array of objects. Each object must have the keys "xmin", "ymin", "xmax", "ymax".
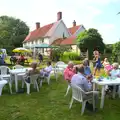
[
  {"xmin": 71, "ymin": 45, "xmax": 80, "ymax": 53},
  {"xmin": 49, "ymin": 21, "xmax": 70, "ymax": 44},
  {"xmin": 74, "ymin": 26, "xmax": 85, "ymax": 36}
]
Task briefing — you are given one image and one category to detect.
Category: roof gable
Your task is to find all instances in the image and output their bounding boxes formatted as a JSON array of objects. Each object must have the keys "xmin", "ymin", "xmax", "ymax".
[
  {"xmin": 60, "ymin": 35, "xmax": 77, "ymax": 45},
  {"xmin": 68, "ymin": 25, "xmax": 81, "ymax": 35},
  {"xmin": 46, "ymin": 20, "xmax": 71, "ymax": 38},
  {"xmin": 23, "ymin": 23, "xmax": 54, "ymax": 42}
]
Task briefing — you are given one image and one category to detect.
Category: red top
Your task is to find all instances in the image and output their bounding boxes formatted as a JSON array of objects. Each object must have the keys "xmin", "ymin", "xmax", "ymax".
[{"xmin": 64, "ymin": 67, "xmax": 76, "ymax": 81}]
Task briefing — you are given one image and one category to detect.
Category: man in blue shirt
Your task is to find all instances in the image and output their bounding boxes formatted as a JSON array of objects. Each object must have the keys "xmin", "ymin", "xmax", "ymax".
[
  {"xmin": 83, "ymin": 59, "xmax": 93, "ymax": 80},
  {"xmin": 71, "ymin": 64, "xmax": 98, "ymax": 111}
]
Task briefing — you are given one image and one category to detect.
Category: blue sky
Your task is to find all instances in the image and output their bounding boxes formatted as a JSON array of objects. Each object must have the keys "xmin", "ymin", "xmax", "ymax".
[{"xmin": 0, "ymin": 0, "xmax": 120, "ymax": 44}]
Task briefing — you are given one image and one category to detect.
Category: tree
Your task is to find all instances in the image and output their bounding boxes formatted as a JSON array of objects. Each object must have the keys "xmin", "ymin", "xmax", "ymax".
[
  {"xmin": 0, "ymin": 16, "xmax": 29, "ymax": 54},
  {"xmin": 50, "ymin": 46, "xmax": 71, "ymax": 61},
  {"xmin": 77, "ymin": 28, "xmax": 105, "ymax": 60},
  {"xmin": 112, "ymin": 41, "xmax": 120, "ymax": 63}
]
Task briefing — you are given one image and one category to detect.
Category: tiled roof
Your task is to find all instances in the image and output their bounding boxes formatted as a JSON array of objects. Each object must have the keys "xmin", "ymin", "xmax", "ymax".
[
  {"xmin": 51, "ymin": 38, "xmax": 63, "ymax": 45},
  {"xmin": 23, "ymin": 23, "xmax": 55, "ymax": 42},
  {"xmin": 60, "ymin": 35, "xmax": 77, "ymax": 45},
  {"xmin": 68, "ymin": 25, "xmax": 81, "ymax": 35}
]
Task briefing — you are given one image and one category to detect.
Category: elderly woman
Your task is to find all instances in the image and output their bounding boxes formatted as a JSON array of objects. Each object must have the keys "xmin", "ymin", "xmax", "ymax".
[
  {"xmin": 25, "ymin": 62, "xmax": 39, "ymax": 83},
  {"xmin": 107, "ymin": 63, "xmax": 120, "ymax": 92},
  {"xmin": 40, "ymin": 61, "xmax": 52, "ymax": 77},
  {"xmin": 64, "ymin": 61, "xmax": 76, "ymax": 82},
  {"xmin": 107, "ymin": 63, "xmax": 120, "ymax": 77}
]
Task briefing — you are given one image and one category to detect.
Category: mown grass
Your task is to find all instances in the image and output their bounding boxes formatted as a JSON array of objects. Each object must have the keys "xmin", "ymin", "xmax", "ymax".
[
  {"xmin": 0, "ymin": 75, "xmax": 120, "ymax": 120},
  {"xmin": 1, "ymin": 57, "xmax": 120, "ymax": 120}
]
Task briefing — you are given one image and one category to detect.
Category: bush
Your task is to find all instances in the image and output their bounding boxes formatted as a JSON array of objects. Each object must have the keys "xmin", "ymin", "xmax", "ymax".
[
  {"xmin": 60, "ymin": 52, "xmax": 80, "ymax": 61},
  {"xmin": 105, "ymin": 44, "xmax": 113, "ymax": 54},
  {"xmin": 73, "ymin": 60, "xmax": 82, "ymax": 65},
  {"xmin": 111, "ymin": 41, "xmax": 120, "ymax": 63}
]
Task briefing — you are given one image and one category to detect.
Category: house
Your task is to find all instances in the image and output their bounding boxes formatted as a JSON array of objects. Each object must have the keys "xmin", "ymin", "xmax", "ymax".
[
  {"xmin": 51, "ymin": 20, "xmax": 85, "ymax": 52},
  {"xmin": 23, "ymin": 12, "xmax": 85, "ymax": 54}
]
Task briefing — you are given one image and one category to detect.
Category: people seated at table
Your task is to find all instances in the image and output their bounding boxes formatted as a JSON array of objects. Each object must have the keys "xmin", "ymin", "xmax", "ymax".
[
  {"xmin": 0, "ymin": 56, "xmax": 6, "ymax": 65},
  {"xmin": 25, "ymin": 62, "xmax": 39, "ymax": 83},
  {"xmin": 17, "ymin": 54, "xmax": 25, "ymax": 65},
  {"xmin": 107, "ymin": 63, "xmax": 120, "ymax": 92},
  {"xmin": 71, "ymin": 64, "xmax": 98, "ymax": 110},
  {"xmin": 10, "ymin": 53, "xmax": 17, "ymax": 65},
  {"xmin": 84, "ymin": 58, "xmax": 89, "ymax": 66},
  {"xmin": 83, "ymin": 59, "xmax": 93, "ymax": 80},
  {"xmin": 64, "ymin": 61, "xmax": 76, "ymax": 82},
  {"xmin": 107, "ymin": 63, "xmax": 120, "ymax": 77},
  {"xmin": 102, "ymin": 58, "xmax": 113, "ymax": 71},
  {"xmin": 40, "ymin": 61, "xmax": 52, "ymax": 77}
]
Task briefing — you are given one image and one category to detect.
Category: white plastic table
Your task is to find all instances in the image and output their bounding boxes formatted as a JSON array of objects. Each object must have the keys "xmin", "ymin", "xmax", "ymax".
[
  {"xmin": 10, "ymin": 68, "xmax": 32, "ymax": 92},
  {"xmin": 93, "ymin": 78, "xmax": 120, "ymax": 109},
  {"xmin": 0, "ymin": 80, "xmax": 7, "ymax": 96},
  {"xmin": 57, "ymin": 64, "xmax": 68, "ymax": 69}
]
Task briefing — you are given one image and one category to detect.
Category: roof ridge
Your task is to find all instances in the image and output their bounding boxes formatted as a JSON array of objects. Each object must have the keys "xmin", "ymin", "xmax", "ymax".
[{"xmin": 68, "ymin": 25, "xmax": 81, "ymax": 29}]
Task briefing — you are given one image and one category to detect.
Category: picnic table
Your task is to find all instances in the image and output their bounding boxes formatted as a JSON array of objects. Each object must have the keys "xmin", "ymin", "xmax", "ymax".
[
  {"xmin": 10, "ymin": 68, "xmax": 32, "ymax": 92},
  {"xmin": 93, "ymin": 77, "xmax": 120, "ymax": 109}
]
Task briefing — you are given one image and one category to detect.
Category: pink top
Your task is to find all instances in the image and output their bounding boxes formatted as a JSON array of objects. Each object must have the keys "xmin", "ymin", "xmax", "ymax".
[
  {"xmin": 105, "ymin": 65, "xmax": 113, "ymax": 71},
  {"xmin": 64, "ymin": 67, "xmax": 76, "ymax": 81}
]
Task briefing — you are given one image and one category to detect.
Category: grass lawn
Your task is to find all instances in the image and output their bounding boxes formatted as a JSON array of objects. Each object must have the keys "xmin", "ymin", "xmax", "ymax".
[{"xmin": 0, "ymin": 75, "xmax": 120, "ymax": 120}]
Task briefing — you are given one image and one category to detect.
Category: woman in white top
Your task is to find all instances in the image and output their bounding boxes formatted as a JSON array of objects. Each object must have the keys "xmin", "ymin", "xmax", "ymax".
[
  {"xmin": 40, "ymin": 61, "xmax": 52, "ymax": 77},
  {"xmin": 107, "ymin": 63, "xmax": 120, "ymax": 92},
  {"xmin": 108, "ymin": 63, "xmax": 120, "ymax": 77}
]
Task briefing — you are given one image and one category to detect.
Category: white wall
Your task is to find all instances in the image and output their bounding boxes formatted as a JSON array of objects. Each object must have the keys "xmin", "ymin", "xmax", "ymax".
[
  {"xmin": 71, "ymin": 45, "xmax": 80, "ymax": 53},
  {"xmin": 44, "ymin": 38, "xmax": 50, "ymax": 44},
  {"xmin": 74, "ymin": 26, "xmax": 85, "ymax": 36},
  {"xmin": 49, "ymin": 21, "xmax": 71, "ymax": 44}
]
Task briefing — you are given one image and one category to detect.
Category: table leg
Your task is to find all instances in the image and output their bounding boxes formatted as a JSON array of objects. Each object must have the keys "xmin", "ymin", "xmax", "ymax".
[
  {"xmin": 15, "ymin": 74, "xmax": 18, "ymax": 92},
  {"xmin": 112, "ymin": 85, "xmax": 116, "ymax": 99},
  {"xmin": 118, "ymin": 86, "xmax": 120, "ymax": 98},
  {"xmin": 100, "ymin": 86, "xmax": 105, "ymax": 109},
  {"xmin": 93, "ymin": 83, "xmax": 96, "ymax": 91}
]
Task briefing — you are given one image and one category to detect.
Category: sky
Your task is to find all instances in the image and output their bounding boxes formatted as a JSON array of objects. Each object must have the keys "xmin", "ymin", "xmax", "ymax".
[{"xmin": 0, "ymin": 0, "xmax": 120, "ymax": 44}]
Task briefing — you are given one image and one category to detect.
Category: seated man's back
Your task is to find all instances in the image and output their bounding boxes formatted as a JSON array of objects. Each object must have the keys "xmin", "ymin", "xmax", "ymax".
[{"xmin": 71, "ymin": 65, "xmax": 92, "ymax": 92}]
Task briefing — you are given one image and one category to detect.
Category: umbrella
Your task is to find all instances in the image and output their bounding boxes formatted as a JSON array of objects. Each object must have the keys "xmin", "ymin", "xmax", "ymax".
[
  {"xmin": 33, "ymin": 43, "xmax": 49, "ymax": 48},
  {"xmin": 13, "ymin": 47, "xmax": 31, "ymax": 53},
  {"xmin": 32, "ymin": 43, "xmax": 59, "ymax": 48}
]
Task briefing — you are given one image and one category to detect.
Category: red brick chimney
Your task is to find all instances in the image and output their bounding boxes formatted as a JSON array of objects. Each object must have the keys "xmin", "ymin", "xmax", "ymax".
[
  {"xmin": 57, "ymin": 12, "xmax": 62, "ymax": 21},
  {"xmin": 73, "ymin": 20, "xmax": 76, "ymax": 27},
  {"xmin": 36, "ymin": 22, "xmax": 40, "ymax": 29}
]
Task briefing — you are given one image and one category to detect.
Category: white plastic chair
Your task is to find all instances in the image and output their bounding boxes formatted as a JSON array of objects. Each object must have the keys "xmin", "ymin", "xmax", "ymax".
[
  {"xmin": 0, "ymin": 78, "xmax": 7, "ymax": 96},
  {"xmin": 0, "ymin": 66, "xmax": 11, "ymax": 75},
  {"xmin": 65, "ymin": 83, "xmax": 71, "ymax": 96},
  {"xmin": 0, "ymin": 66, "xmax": 12, "ymax": 94},
  {"xmin": 40, "ymin": 70, "xmax": 55, "ymax": 86},
  {"xmin": 13, "ymin": 65, "xmax": 24, "ymax": 69},
  {"xmin": 69, "ymin": 84, "xmax": 99, "ymax": 115},
  {"xmin": 55, "ymin": 61, "xmax": 66, "ymax": 77},
  {"xmin": 24, "ymin": 74, "xmax": 39, "ymax": 94}
]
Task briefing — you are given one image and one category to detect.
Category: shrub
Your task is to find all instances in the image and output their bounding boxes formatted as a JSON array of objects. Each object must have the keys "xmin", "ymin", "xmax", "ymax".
[
  {"xmin": 60, "ymin": 52, "xmax": 80, "ymax": 61},
  {"xmin": 111, "ymin": 41, "xmax": 120, "ymax": 63}
]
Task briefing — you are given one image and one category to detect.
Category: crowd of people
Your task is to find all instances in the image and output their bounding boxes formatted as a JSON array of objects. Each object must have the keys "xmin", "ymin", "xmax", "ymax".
[
  {"xmin": 1, "ymin": 48, "xmax": 120, "ymax": 112},
  {"xmin": 63, "ymin": 49, "xmax": 120, "ymax": 111}
]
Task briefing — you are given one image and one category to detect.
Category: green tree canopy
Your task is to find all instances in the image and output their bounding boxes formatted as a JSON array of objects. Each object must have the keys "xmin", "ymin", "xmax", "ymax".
[
  {"xmin": 0, "ymin": 16, "xmax": 29, "ymax": 54},
  {"xmin": 50, "ymin": 46, "xmax": 71, "ymax": 61},
  {"xmin": 77, "ymin": 28, "xmax": 105, "ymax": 60},
  {"xmin": 112, "ymin": 41, "xmax": 120, "ymax": 63}
]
